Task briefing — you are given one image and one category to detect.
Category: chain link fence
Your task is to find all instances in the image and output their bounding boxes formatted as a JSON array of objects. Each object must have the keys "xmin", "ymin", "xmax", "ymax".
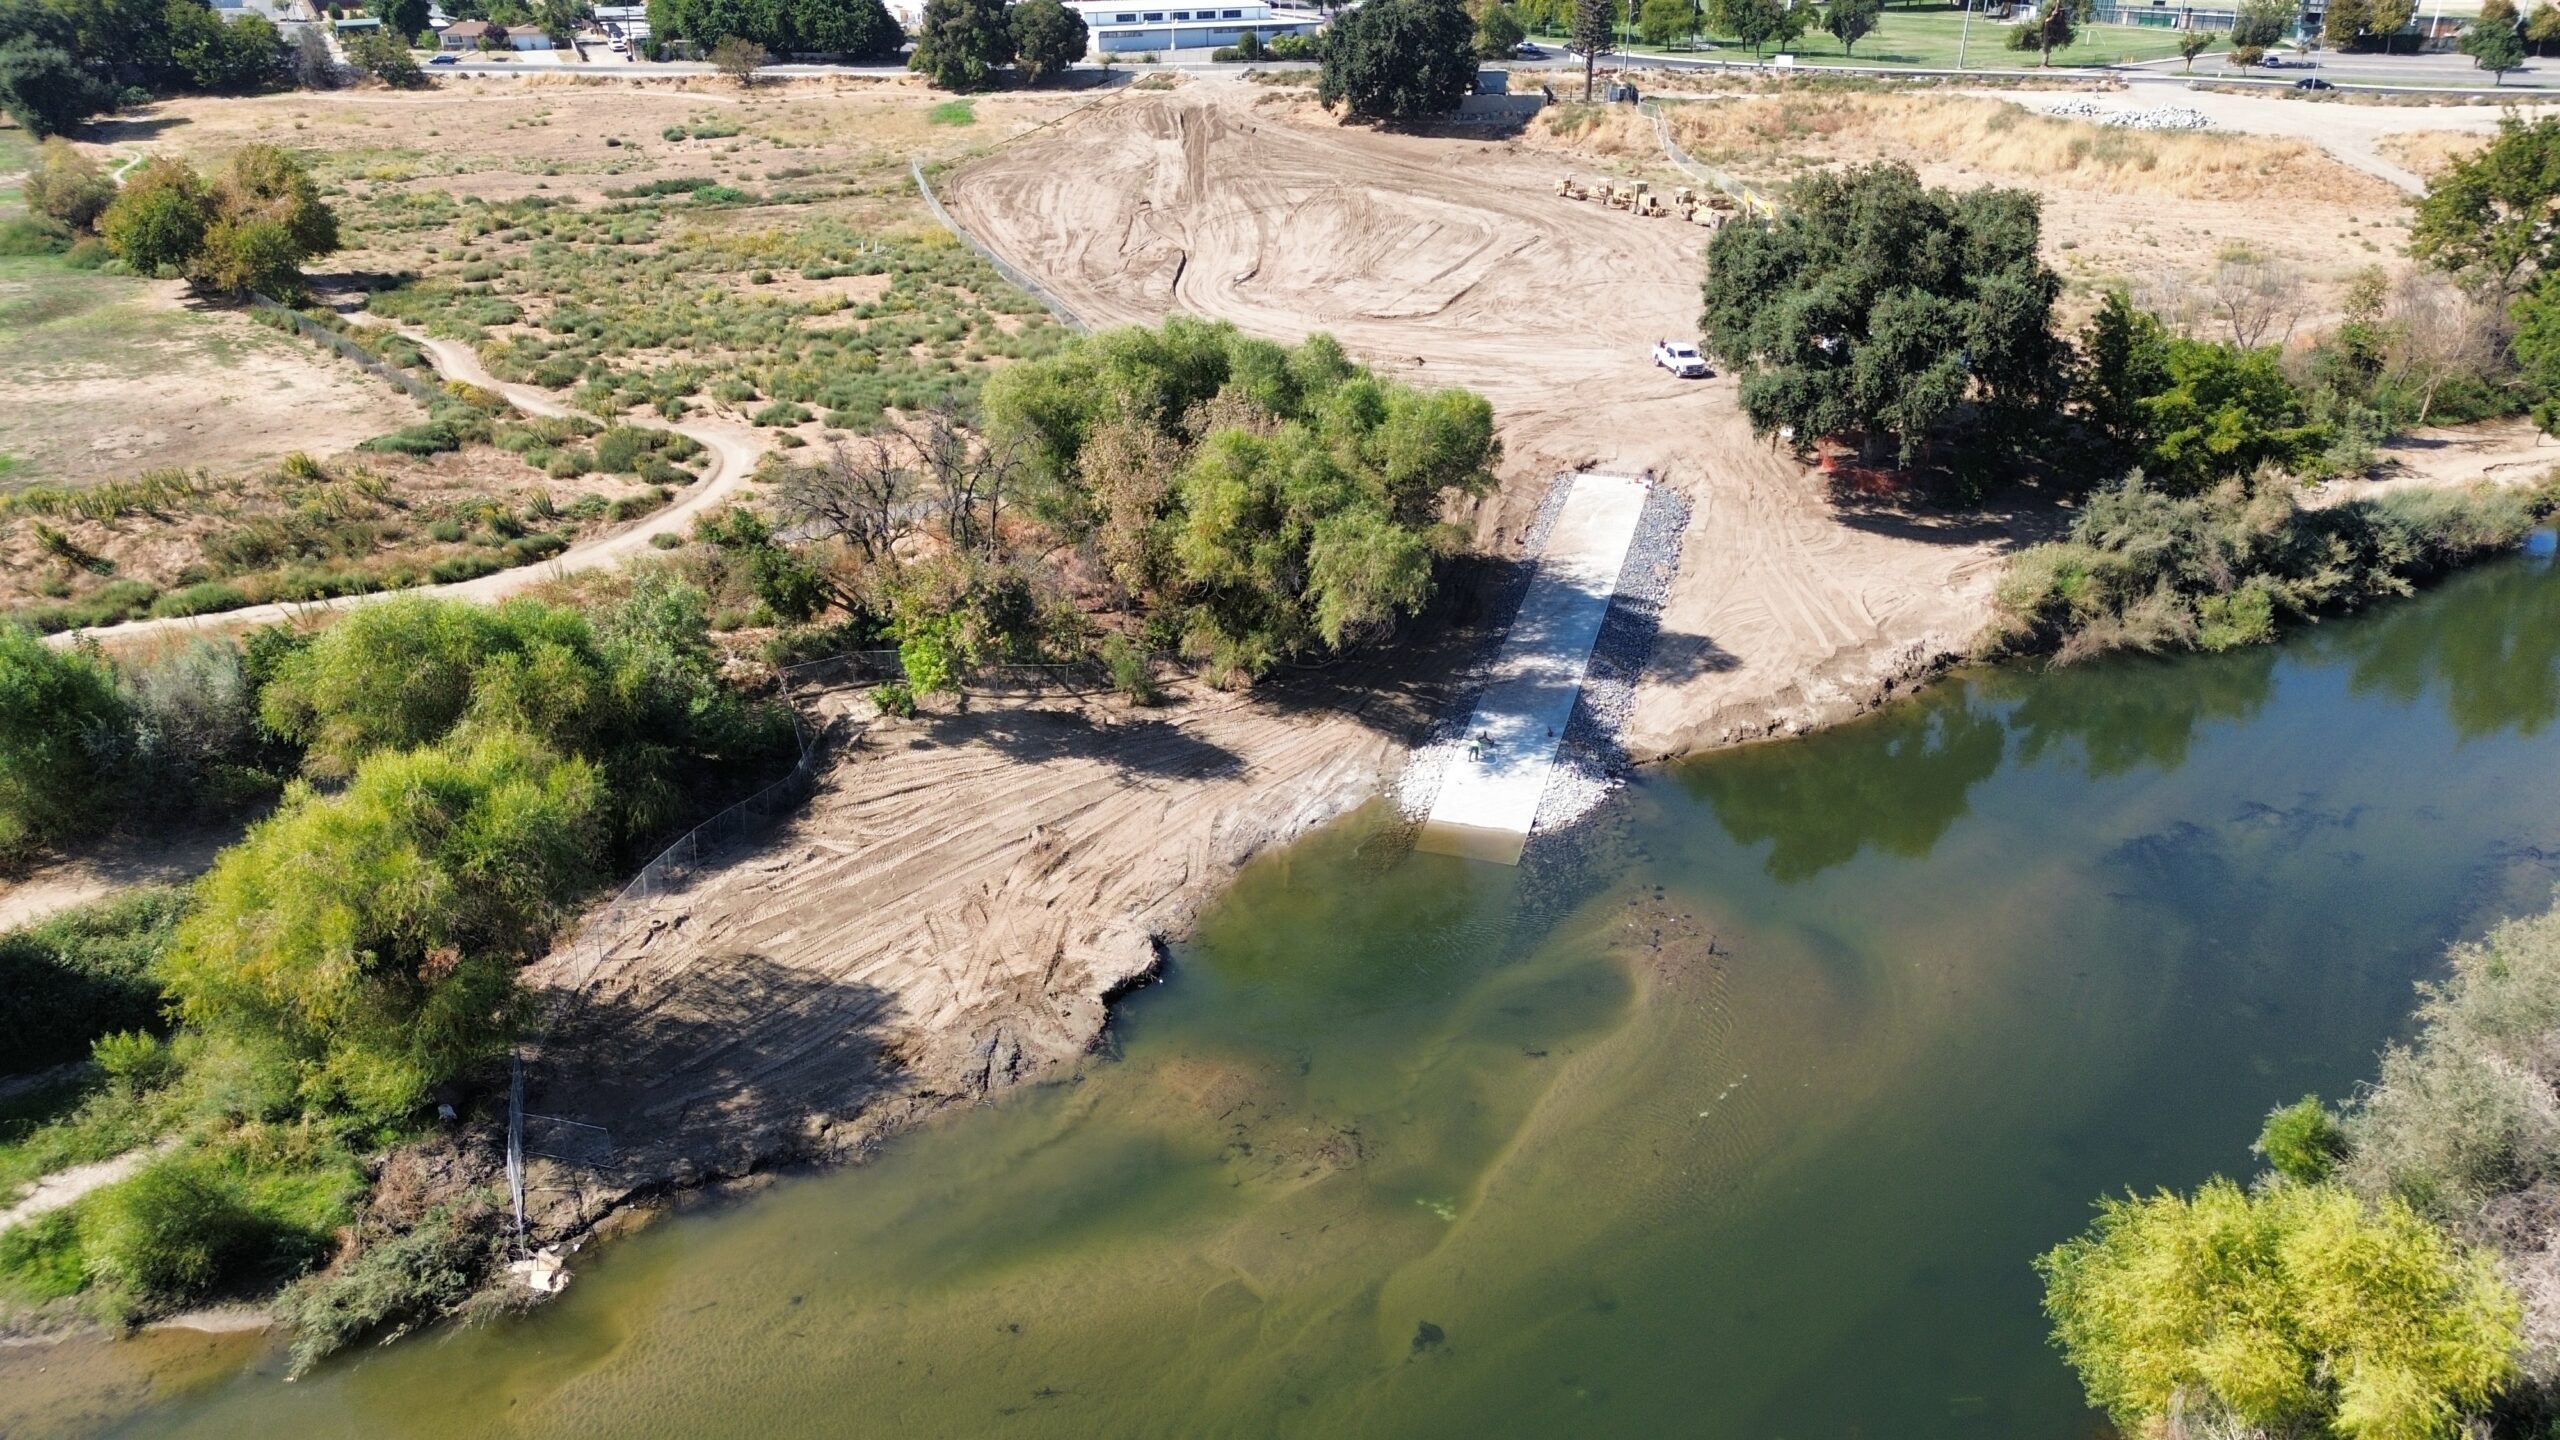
[
  {"xmin": 507, "ymin": 656, "xmax": 853, "ymax": 1243},
  {"xmin": 248, "ymin": 296, "xmax": 448, "ymax": 406},
  {"xmin": 910, "ymin": 159, "xmax": 1092, "ymax": 333},
  {"xmin": 1639, "ymin": 99, "xmax": 1779, "ymax": 217}
]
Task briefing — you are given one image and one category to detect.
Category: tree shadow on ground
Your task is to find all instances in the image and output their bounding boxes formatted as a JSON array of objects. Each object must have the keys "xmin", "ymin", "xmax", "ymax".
[
  {"xmin": 525, "ymin": 952, "xmax": 906, "ymax": 1178},
  {"xmin": 922, "ymin": 704, "xmax": 1247, "ymax": 781},
  {"xmin": 81, "ymin": 112, "xmax": 188, "ymax": 145}
]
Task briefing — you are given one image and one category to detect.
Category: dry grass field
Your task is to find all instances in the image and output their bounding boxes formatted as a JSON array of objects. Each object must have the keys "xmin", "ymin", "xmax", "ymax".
[{"xmin": 0, "ymin": 76, "xmax": 1101, "ymax": 634}]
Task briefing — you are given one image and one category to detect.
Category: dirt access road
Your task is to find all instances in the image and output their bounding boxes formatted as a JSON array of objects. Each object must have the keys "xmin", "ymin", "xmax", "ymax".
[{"xmin": 943, "ymin": 81, "xmax": 2026, "ymax": 758}]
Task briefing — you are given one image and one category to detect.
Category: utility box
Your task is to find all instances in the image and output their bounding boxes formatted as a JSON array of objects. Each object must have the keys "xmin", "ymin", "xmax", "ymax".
[{"xmin": 1477, "ymin": 67, "xmax": 1509, "ymax": 94}]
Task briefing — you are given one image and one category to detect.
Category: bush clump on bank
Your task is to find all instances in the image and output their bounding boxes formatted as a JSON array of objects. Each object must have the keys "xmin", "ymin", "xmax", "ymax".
[
  {"xmin": 1985, "ymin": 471, "xmax": 2560, "ymax": 664},
  {"xmin": 0, "ymin": 888, "xmax": 190, "ymax": 1073},
  {"xmin": 0, "ymin": 584, "xmax": 796, "ymax": 1337}
]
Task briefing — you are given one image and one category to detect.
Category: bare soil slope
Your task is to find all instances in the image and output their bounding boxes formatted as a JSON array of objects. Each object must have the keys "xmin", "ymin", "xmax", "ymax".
[
  {"xmin": 943, "ymin": 83, "xmax": 2032, "ymax": 757},
  {"xmin": 516, "ymin": 674, "xmax": 1443, "ymax": 1235}
]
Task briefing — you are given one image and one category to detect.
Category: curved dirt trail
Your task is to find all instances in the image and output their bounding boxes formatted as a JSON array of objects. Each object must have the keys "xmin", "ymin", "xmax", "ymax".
[
  {"xmin": 944, "ymin": 82, "xmax": 2032, "ymax": 759},
  {"xmin": 52, "ymin": 337, "xmax": 767, "ymax": 649}
]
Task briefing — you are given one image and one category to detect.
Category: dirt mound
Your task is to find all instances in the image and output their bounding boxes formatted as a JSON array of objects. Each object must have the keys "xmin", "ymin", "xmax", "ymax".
[{"xmin": 944, "ymin": 82, "xmax": 2033, "ymax": 757}]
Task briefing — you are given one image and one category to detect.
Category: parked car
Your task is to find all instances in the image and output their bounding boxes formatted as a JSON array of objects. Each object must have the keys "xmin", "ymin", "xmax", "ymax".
[
  {"xmin": 428, "ymin": 52, "xmax": 458, "ymax": 63},
  {"xmin": 1513, "ymin": 41, "xmax": 1542, "ymax": 58},
  {"xmin": 1653, "ymin": 340, "xmax": 1710, "ymax": 378},
  {"xmin": 2293, "ymin": 75, "xmax": 2334, "ymax": 89}
]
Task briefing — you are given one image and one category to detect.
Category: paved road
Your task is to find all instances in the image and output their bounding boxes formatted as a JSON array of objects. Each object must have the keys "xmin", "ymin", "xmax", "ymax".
[{"xmin": 51, "ymin": 337, "xmax": 770, "ymax": 649}]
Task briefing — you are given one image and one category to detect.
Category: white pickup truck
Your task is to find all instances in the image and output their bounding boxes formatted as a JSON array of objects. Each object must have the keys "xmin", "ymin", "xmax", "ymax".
[{"xmin": 1653, "ymin": 341, "xmax": 1710, "ymax": 379}]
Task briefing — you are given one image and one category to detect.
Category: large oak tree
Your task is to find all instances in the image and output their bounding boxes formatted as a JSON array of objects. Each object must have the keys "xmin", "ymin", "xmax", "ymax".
[{"xmin": 1699, "ymin": 162, "xmax": 2065, "ymax": 466}]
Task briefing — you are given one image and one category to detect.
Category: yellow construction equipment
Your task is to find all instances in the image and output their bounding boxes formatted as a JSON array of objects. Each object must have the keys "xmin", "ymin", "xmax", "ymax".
[
  {"xmin": 1674, "ymin": 185, "xmax": 1697, "ymax": 207},
  {"xmin": 1637, "ymin": 192, "xmax": 1667, "ymax": 218},
  {"xmin": 1558, "ymin": 173, "xmax": 1590, "ymax": 201}
]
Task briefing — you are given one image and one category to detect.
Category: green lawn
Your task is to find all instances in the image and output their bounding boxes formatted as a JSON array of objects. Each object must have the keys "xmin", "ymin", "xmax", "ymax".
[{"xmin": 1549, "ymin": 8, "xmax": 2217, "ymax": 70}]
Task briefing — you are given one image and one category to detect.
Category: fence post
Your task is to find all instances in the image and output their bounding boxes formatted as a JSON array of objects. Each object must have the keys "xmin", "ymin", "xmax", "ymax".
[{"xmin": 507, "ymin": 1055, "xmax": 526, "ymax": 1250}]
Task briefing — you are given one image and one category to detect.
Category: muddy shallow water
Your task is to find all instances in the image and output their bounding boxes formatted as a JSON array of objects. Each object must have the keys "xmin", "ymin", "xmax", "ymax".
[{"xmin": 20, "ymin": 543, "xmax": 2560, "ymax": 1440}]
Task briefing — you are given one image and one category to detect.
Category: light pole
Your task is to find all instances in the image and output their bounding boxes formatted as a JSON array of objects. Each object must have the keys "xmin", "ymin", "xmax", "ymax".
[{"xmin": 1957, "ymin": 0, "xmax": 1972, "ymax": 68}]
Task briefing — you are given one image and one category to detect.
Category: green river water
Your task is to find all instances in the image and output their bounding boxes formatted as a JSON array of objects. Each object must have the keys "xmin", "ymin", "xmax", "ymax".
[{"xmin": 17, "ymin": 543, "xmax": 2560, "ymax": 1440}]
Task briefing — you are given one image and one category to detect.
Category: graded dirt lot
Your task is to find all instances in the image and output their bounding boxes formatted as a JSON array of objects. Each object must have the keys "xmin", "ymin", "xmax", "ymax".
[
  {"xmin": 945, "ymin": 82, "xmax": 2044, "ymax": 757},
  {"xmin": 515, "ymin": 661, "xmax": 1466, "ymax": 1234},
  {"xmin": 0, "ymin": 259, "xmax": 416, "ymax": 487}
]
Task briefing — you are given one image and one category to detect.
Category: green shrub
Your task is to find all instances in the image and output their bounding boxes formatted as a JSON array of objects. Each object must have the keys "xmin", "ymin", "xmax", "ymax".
[
  {"xmin": 92, "ymin": 1030, "xmax": 180, "ymax": 1095},
  {"xmin": 0, "ymin": 217, "xmax": 71, "ymax": 256},
  {"xmin": 1101, "ymin": 633, "xmax": 1159, "ymax": 705},
  {"xmin": 278, "ymin": 1200, "xmax": 498, "ymax": 1375},
  {"xmin": 0, "ymin": 888, "xmax": 189, "ymax": 1074},
  {"xmin": 428, "ymin": 553, "xmax": 502, "ymax": 584},
  {"xmin": 0, "ymin": 626, "xmax": 133, "ymax": 857},
  {"xmin": 148, "ymin": 581, "xmax": 252, "ymax": 620},
  {"xmin": 2256, "ymin": 1095, "xmax": 2348, "ymax": 1184},
  {"xmin": 82, "ymin": 1153, "xmax": 278, "ymax": 1306},
  {"xmin": 870, "ymin": 680, "xmax": 916, "ymax": 717},
  {"xmin": 0, "ymin": 1208, "xmax": 88, "ymax": 1304},
  {"xmin": 1987, "ymin": 473, "xmax": 2560, "ymax": 664}
]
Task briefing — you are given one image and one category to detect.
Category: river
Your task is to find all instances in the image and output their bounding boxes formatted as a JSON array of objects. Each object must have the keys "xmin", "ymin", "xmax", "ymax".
[{"xmin": 16, "ymin": 542, "xmax": 2560, "ymax": 1439}]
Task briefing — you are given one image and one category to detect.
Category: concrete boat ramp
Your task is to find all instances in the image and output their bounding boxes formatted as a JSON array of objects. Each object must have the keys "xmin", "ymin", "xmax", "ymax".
[{"xmin": 1417, "ymin": 471, "xmax": 1653, "ymax": 865}]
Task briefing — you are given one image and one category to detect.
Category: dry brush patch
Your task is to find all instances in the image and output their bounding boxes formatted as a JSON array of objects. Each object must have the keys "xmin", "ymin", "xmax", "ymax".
[
  {"xmin": 0, "ymin": 435, "xmax": 687, "ymax": 633},
  {"xmin": 2377, "ymin": 127, "xmax": 2493, "ymax": 182},
  {"xmin": 1661, "ymin": 92, "xmax": 2394, "ymax": 204}
]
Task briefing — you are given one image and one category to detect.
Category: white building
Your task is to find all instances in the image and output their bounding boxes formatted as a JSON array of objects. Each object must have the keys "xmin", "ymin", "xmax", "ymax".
[{"xmin": 1068, "ymin": 0, "xmax": 1321, "ymax": 53}]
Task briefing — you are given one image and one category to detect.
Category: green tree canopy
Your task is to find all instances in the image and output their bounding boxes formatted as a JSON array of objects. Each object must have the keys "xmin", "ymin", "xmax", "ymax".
[
  {"xmin": 2460, "ymin": 0, "xmax": 2527, "ymax": 80},
  {"xmin": 164, "ymin": 2, "xmax": 284, "ymax": 91},
  {"xmin": 2411, "ymin": 115, "xmax": 2560, "ymax": 293},
  {"xmin": 1823, "ymin": 0, "xmax": 1879, "ymax": 55},
  {"xmin": 1318, "ymin": 0, "xmax": 1477, "ymax": 121},
  {"xmin": 1700, "ymin": 162, "xmax": 2064, "ymax": 466},
  {"xmin": 1007, "ymin": 0, "xmax": 1086, "ymax": 81},
  {"xmin": 1636, "ymin": 0, "xmax": 1691, "ymax": 46},
  {"xmin": 1714, "ymin": 0, "xmax": 1805, "ymax": 56},
  {"xmin": 787, "ymin": 0, "xmax": 904, "ymax": 57},
  {"xmin": 1475, "ymin": 0, "xmax": 1526, "ymax": 55},
  {"xmin": 981, "ymin": 318, "xmax": 1499, "ymax": 678},
  {"xmin": 102, "ymin": 157, "xmax": 214, "ymax": 276},
  {"xmin": 164, "ymin": 729, "xmax": 600, "ymax": 1122},
  {"xmin": 2231, "ymin": 0, "xmax": 2293, "ymax": 45},
  {"xmin": 101, "ymin": 147, "xmax": 339, "ymax": 297},
  {"xmin": 2039, "ymin": 1179, "xmax": 2522, "ymax": 1440},
  {"xmin": 0, "ymin": 35, "xmax": 113, "ymax": 137},
  {"xmin": 346, "ymin": 26, "xmax": 424, "ymax": 84},
  {"xmin": 1568, "ymin": 0, "xmax": 1613, "ymax": 95},
  {"xmin": 908, "ymin": 0, "xmax": 1012, "ymax": 89},
  {"xmin": 2005, "ymin": 0, "xmax": 2084, "ymax": 64},
  {"xmin": 2139, "ymin": 337, "xmax": 2326, "ymax": 492}
]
